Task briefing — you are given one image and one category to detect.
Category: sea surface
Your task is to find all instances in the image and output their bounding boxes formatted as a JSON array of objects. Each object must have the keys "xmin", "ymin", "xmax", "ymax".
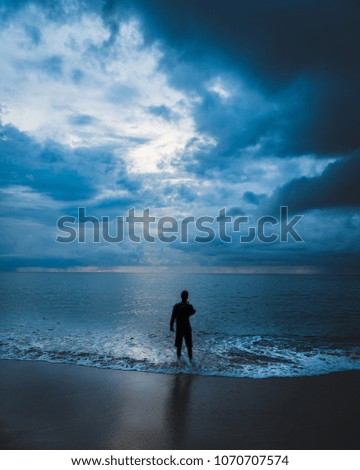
[{"xmin": 0, "ymin": 272, "xmax": 360, "ymax": 378}]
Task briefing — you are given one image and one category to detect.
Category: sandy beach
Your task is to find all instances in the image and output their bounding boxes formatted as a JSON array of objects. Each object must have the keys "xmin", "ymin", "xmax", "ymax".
[{"xmin": 0, "ymin": 359, "xmax": 359, "ymax": 449}]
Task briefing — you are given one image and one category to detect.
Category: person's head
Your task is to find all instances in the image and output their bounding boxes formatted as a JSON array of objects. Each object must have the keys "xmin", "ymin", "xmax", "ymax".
[{"xmin": 181, "ymin": 290, "xmax": 189, "ymax": 302}]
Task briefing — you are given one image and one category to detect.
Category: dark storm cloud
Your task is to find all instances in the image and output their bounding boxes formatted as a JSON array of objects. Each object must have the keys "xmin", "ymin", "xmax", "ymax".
[
  {"xmin": 134, "ymin": 0, "xmax": 359, "ymax": 88},
  {"xmin": 0, "ymin": 123, "xmax": 103, "ymax": 201},
  {"xmin": 243, "ymin": 191, "xmax": 267, "ymax": 206},
  {"xmin": 130, "ymin": 0, "xmax": 360, "ymax": 157},
  {"xmin": 6, "ymin": 0, "xmax": 359, "ymax": 158},
  {"xmin": 268, "ymin": 152, "xmax": 360, "ymax": 212},
  {"xmin": 0, "ymin": 123, "xmax": 138, "ymax": 203},
  {"xmin": 0, "ymin": 122, "xmax": 157, "ymax": 217},
  {"xmin": 187, "ymin": 91, "xmax": 273, "ymax": 173}
]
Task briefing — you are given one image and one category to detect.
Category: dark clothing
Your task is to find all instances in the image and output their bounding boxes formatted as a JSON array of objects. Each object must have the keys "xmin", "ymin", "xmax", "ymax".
[
  {"xmin": 176, "ymin": 328, "xmax": 192, "ymax": 349},
  {"xmin": 170, "ymin": 301, "xmax": 196, "ymax": 349}
]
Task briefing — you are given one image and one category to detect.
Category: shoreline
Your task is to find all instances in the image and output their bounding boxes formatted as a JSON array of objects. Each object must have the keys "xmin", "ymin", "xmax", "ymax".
[
  {"xmin": 1, "ymin": 354, "xmax": 357, "ymax": 380},
  {"xmin": 1, "ymin": 359, "xmax": 359, "ymax": 449}
]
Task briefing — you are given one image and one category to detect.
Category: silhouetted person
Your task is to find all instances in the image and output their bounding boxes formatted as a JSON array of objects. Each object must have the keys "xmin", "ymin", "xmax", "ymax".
[{"xmin": 170, "ymin": 290, "xmax": 196, "ymax": 362}]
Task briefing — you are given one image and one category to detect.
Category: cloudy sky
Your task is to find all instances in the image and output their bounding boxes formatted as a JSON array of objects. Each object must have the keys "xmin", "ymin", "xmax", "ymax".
[{"xmin": 1, "ymin": 0, "xmax": 359, "ymax": 273}]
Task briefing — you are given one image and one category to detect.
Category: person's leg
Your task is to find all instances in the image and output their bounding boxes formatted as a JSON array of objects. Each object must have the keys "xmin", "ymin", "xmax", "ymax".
[
  {"xmin": 187, "ymin": 346, "xmax": 193, "ymax": 361},
  {"xmin": 185, "ymin": 331, "xmax": 193, "ymax": 361},
  {"xmin": 175, "ymin": 334, "xmax": 183, "ymax": 359}
]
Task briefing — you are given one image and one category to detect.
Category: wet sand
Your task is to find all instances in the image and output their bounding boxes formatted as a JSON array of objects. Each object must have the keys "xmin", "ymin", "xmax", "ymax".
[{"xmin": 0, "ymin": 360, "xmax": 359, "ymax": 449}]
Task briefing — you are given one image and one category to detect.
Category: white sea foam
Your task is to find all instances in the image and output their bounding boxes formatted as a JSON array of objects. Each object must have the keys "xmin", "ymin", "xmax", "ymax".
[{"xmin": 1, "ymin": 329, "xmax": 359, "ymax": 378}]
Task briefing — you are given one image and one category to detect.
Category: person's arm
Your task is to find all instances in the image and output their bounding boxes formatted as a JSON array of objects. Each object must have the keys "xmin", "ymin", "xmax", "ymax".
[
  {"xmin": 170, "ymin": 305, "xmax": 177, "ymax": 331},
  {"xmin": 189, "ymin": 304, "xmax": 196, "ymax": 316}
]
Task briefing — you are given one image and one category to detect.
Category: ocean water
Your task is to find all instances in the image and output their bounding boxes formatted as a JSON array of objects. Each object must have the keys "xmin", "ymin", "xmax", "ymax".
[{"xmin": 0, "ymin": 272, "xmax": 359, "ymax": 378}]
